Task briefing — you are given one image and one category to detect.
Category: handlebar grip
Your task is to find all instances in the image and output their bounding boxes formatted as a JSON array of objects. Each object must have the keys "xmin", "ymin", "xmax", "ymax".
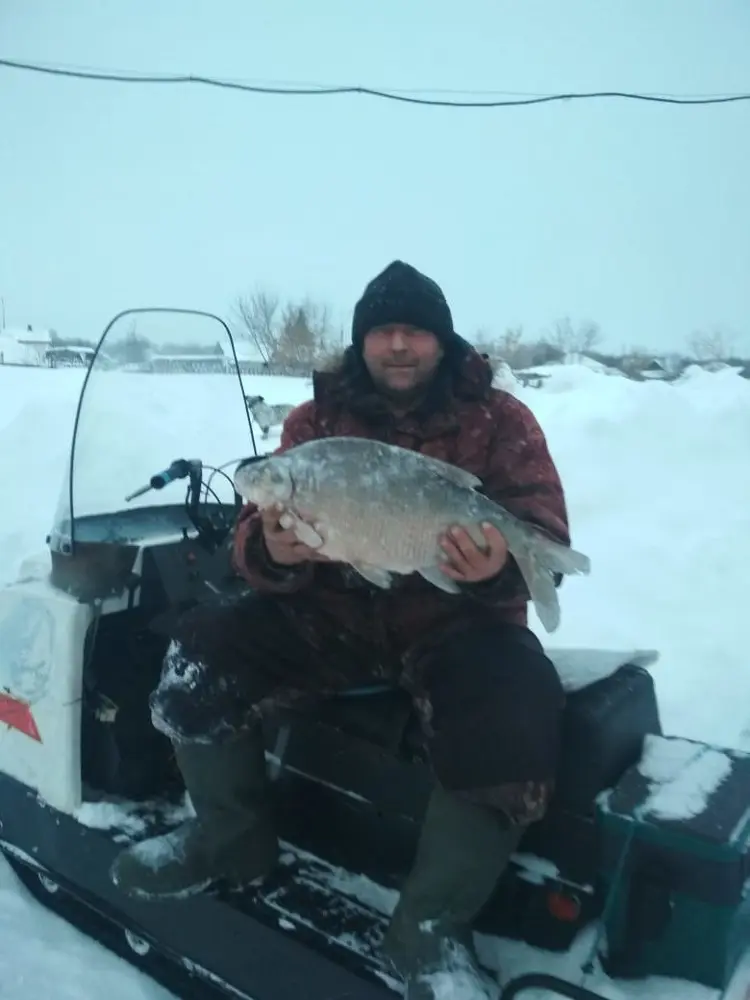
[{"xmin": 149, "ymin": 459, "xmax": 191, "ymax": 490}]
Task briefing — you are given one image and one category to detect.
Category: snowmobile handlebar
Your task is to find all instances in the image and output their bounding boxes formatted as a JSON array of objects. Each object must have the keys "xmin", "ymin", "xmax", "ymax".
[
  {"xmin": 125, "ymin": 458, "xmax": 203, "ymax": 502},
  {"xmin": 124, "ymin": 456, "xmax": 243, "ymax": 554}
]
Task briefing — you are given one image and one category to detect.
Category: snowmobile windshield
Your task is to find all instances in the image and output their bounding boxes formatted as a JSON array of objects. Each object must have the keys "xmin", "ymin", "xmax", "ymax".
[{"xmin": 49, "ymin": 308, "xmax": 256, "ymax": 553}]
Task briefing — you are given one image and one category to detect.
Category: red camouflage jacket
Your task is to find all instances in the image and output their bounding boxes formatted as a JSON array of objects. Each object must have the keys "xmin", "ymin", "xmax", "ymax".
[{"xmin": 232, "ymin": 349, "xmax": 570, "ymax": 656}]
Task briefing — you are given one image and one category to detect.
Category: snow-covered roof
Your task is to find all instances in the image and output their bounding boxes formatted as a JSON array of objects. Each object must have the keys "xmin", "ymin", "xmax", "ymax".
[
  {"xmin": 232, "ymin": 339, "xmax": 268, "ymax": 363},
  {"xmin": 3, "ymin": 326, "xmax": 54, "ymax": 345},
  {"xmin": 151, "ymin": 353, "xmax": 227, "ymax": 362}
]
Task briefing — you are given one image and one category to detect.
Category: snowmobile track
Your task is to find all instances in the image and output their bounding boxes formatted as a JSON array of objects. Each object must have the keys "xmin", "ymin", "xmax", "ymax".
[
  {"xmin": 4, "ymin": 850, "xmax": 223, "ymax": 1000},
  {"xmin": 1, "ymin": 812, "xmax": 401, "ymax": 1000},
  {"xmin": 5, "ymin": 837, "xmax": 615, "ymax": 1000}
]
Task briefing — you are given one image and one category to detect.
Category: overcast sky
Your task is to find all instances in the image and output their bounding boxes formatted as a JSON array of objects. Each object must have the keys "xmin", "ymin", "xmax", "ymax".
[{"xmin": 1, "ymin": 0, "xmax": 749, "ymax": 354}]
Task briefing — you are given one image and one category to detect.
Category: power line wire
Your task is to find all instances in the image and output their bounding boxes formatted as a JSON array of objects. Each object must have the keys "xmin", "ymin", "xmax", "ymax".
[{"xmin": 1, "ymin": 56, "xmax": 749, "ymax": 108}]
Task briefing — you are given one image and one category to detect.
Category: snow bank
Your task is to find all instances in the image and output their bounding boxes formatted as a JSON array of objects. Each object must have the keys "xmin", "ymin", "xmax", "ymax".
[
  {"xmin": 1, "ymin": 358, "xmax": 750, "ymax": 1000},
  {"xmin": 512, "ymin": 368, "xmax": 750, "ymax": 751},
  {"xmin": 0, "ymin": 847, "xmax": 173, "ymax": 1000},
  {"xmin": 491, "ymin": 360, "xmax": 523, "ymax": 395}
]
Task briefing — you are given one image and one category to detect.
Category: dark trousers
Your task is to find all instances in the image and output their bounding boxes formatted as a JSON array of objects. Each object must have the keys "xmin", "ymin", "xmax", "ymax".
[{"xmin": 150, "ymin": 591, "xmax": 564, "ymax": 825}]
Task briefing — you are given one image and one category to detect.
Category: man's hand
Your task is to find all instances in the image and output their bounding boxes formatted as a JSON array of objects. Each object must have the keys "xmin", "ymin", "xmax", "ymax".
[
  {"xmin": 261, "ymin": 505, "xmax": 331, "ymax": 566},
  {"xmin": 438, "ymin": 522, "xmax": 509, "ymax": 584}
]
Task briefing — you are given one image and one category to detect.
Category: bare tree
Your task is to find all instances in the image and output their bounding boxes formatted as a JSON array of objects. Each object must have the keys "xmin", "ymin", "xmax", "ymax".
[
  {"xmin": 496, "ymin": 326, "xmax": 525, "ymax": 365},
  {"xmin": 233, "ymin": 287, "xmax": 280, "ymax": 362},
  {"xmin": 548, "ymin": 316, "xmax": 602, "ymax": 354},
  {"xmin": 470, "ymin": 327, "xmax": 498, "ymax": 358},
  {"xmin": 271, "ymin": 299, "xmax": 336, "ymax": 366},
  {"xmin": 470, "ymin": 324, "xmax": 570, "ymax": 370},
  {"xmin": 300, "ymin": 296, "xmax": 336, "ymax": 360},
  {"xmin": 529, "ymin": 339, "xmax": 566, "ymax": 366},
  {"xmin": 273, "ymin": 304, "xmax": 313, "ymax": 365},
  {"xmin": 315, "ymin": 319, "xmax": 346, "ymax": 368},
  {"xmin": 686, "ymin": 327, "xmax": 736, "ymax": 361},
  {"xmin": 578, "ymin": 319, "xmax": 602, "ymax": 352},
  {"xmin": 233, "ymin": 287, "xmax": 338, "ymax": 368}
]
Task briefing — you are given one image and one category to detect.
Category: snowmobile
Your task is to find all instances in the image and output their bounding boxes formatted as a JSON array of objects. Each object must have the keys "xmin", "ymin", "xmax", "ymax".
[{"xmin": 1, "ymin": 306, "xmax": 749, "ymax": 1000}]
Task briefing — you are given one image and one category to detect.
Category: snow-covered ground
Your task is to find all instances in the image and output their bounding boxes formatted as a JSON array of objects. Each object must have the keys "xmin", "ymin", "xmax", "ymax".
[{"xmin": 0, "ymin": 357, "xmax": 749, "ymax": 999}]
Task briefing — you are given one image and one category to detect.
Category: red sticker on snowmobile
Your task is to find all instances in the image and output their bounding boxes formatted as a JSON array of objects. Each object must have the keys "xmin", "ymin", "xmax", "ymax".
[{"xmin": 0, "ymin": 693, "xmax": 41, "ymax": 742}]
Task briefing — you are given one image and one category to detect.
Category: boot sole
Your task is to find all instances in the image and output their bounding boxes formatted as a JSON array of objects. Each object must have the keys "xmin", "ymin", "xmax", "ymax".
[
  {"xmin": 116, "ymin": 875, "xmax": 217, "ymax": 901},
  {"xmin": 111, "ymin": 863, "xmax": 278, "ymax": 901}
]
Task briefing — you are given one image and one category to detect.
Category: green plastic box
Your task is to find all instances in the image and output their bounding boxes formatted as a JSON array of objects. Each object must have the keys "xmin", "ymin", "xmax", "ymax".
[{"xmin": 596, "ymin": 734, "xmax": 750, "ymax": 989}]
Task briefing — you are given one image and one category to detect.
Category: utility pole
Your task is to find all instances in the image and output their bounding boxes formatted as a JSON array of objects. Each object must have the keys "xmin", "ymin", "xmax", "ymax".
[{"xmin": 0, "ymin": 297, "xmax": 5, "ymax": 330}]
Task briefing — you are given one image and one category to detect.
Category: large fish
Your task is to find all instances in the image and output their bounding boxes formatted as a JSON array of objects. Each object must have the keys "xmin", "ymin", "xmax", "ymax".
[{"xmin": 233, "ymin": 436, "xmax": 590, "ymax": 632}]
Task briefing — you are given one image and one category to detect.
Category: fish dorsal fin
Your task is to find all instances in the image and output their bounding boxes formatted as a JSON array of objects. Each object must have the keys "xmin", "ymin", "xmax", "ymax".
[
  {"xmin": 292, "ymin": 436, "xmax": 482, "ymax": 490},
  {"xmin": 417, "ymin": 452, "xmax": 483, "ymax": 490}
]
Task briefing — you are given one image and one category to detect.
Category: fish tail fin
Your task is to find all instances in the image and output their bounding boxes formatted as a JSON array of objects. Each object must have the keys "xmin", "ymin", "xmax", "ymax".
[
  {"xmin": 483, "ymin": 512, "xmax": 591, "ymax": 577},
  {"xmin": 535, "ymin": 535, "xmax": 591, "ymax": 576},
  {"xmin": 513, "ymin": 551, "xmax": 561, "ymax": 633},
  {"xmin": 482, "ymin": 514, "xmax": 591, "ymax": 633}
]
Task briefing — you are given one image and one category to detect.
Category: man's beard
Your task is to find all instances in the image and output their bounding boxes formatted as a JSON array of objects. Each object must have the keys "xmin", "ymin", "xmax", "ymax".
[{"xmin": 370, "ymin": 368, "xmax": 436, "ymax": 410}]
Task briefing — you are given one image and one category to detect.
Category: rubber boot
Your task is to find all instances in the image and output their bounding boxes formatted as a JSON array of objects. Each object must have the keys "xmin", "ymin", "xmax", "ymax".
[
  {"xmin": 382, "ymin": 783, "xmax": 523, "ymax": 999},
  {"xmin": 109, "ymin": 726, "xmax": 279, "ymax": 899}
]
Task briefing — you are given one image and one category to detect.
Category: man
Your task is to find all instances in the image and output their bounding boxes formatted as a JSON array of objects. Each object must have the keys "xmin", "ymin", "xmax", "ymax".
[{"xmin": 111, "ymin": 261, "xmax": 570, "ymax": 998}]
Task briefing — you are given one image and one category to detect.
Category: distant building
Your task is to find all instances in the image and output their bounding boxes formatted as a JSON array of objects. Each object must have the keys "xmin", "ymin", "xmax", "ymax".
[
  {"xmin": 0, "ymin": 325, "xmax": 55, "ymax": 366},
  {"xmin": 44, "ymin": 345, "xmax": 97, "ymax": 368},
  {"xmin": 619, "ymin": 354, "xmax": 685, "ymax": 382},
  {"xmin": 15, "ymin": 324, "xmax": 54, "ymax": 365},
  {"xmin": 233, "ymin": 339, "xmax": 272, "ymax": 376},
  {"xmin": 640, "ymin": 359, "xmax": 669, "ymax": 380},
  {"xmin": 515, "ymin": 370, "xmax": 550, "ymax": 388},
  {"xmin": 144, "ymin": 353, "xmax": 230, "ymax": 374},
  {"xmin": 0, "ymin": 332, "xmax": 31, "ymax": 365},
  {"xmin": 697, "ymin": 359, "xmax": 734, "ymax": 373}
]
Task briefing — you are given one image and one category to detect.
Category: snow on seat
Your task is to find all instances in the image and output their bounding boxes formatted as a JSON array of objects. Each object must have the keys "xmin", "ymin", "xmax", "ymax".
[{"xmin": 545, "ymin": 647, "xmax": 659, "ymax": 693}]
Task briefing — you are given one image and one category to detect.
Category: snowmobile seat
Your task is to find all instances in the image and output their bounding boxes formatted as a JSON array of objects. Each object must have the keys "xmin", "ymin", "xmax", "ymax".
[
  {"xmin": 312, "ymin": 683, "xmax": 416, "ymax": 754},
  {"xmin": 268, "ymin": 683, "xmax": 416, "ymax": 765},
  {"xmin": 271, "ymin": 647, "xmax": 662, "ymax": 819},
  {"xmin": 269, "ymin": 650, "xmax": 661, "ymax": 883}
]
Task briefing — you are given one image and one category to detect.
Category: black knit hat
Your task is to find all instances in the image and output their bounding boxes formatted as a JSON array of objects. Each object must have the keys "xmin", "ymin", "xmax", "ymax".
[{"xmin": 351, "ymin": 260, "xmax": 457, "ymax": 350}]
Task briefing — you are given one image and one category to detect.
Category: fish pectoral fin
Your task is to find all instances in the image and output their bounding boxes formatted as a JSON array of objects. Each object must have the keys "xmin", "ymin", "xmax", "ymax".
[
  {"xmin": 513, "ymin": 551, "xmax": 561, "ymax": 633},
  {"xmin": 417, "ymin": 565, "xmax": 462, "ymax": 594},
  {"xmin": 279, "ymin": 511, "xmax": 325, "ymax": 550},
  {"xmin": 293, "ymin": 520, "xmax": 325, "ymax": 550},
  {"xmin": 350, "ymin": 562, "xmax": 394, "ymax": 589}
]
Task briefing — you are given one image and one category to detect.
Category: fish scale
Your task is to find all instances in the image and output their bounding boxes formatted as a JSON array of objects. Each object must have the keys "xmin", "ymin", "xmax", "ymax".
[
  {"xmin": 307, "ymin": 482, "xmax": 457, "ymax": 571},
  {"xmin": 234, "ymin": 436, "xmax": 591, "ymax": 632}
]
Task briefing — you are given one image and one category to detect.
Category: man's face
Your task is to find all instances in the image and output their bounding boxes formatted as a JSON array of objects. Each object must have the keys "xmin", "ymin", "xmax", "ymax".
[{"xmin": 362, "ymin": 323, "xmax": 444, "ymax": 400}]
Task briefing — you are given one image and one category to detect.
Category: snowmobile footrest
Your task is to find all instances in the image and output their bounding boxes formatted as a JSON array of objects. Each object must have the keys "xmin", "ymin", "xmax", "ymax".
[{"xmin": 500, "ymin": 972, "xmax": 608, "ymax": 1000}]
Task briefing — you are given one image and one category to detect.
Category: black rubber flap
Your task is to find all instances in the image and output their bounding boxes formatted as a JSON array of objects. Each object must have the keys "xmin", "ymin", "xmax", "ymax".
[{"xmin": 554, "ymin": 663, "xmax": 661, "ymax": 813}]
